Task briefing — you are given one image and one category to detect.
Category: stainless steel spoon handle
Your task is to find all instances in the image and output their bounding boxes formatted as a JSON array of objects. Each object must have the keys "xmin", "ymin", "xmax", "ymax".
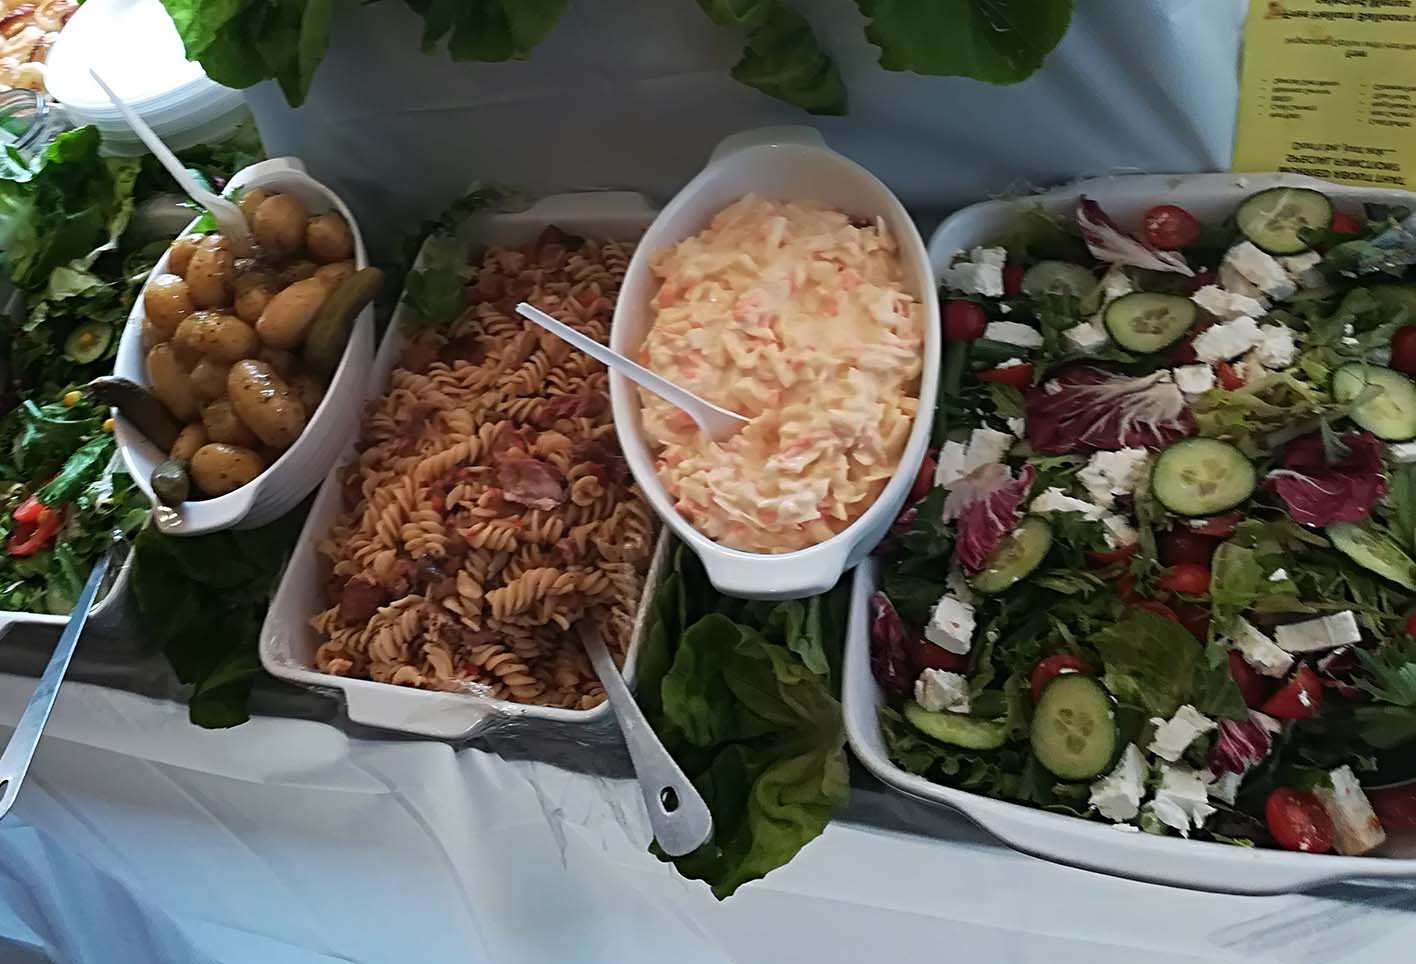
[
  {"xmin": 577, "ymin": 622, "xmax": 713, "ymax": 857},
  {"xmin": 0, "ymin": 552, "xmax": 110, "ymax": 821}
]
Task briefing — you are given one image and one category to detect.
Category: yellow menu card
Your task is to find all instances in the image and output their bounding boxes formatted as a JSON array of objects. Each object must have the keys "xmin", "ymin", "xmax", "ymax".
[{"xmin": 1233, "ymin": 0, "xmax": 1416, "ymax": 189}]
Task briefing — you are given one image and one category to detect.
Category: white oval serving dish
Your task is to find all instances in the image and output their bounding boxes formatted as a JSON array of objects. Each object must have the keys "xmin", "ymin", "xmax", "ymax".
[
  {"xmin": 845, "ymin": 172, "xmax": 1416, "ymax": 894},
  {"xmin": 111, "ymin": 156, "xmax": 375, "ymax": 536},
  {"xmin": 609, "ymin": 126, "xmax": 940, "ymax": 601}
]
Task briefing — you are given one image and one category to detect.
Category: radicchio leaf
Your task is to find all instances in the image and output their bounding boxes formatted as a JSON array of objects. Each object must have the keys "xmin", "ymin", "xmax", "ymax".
[
  {"xmin": 1315, "ymin": 647, "xmax": 1363, "ymax": 698},
  {"xmin": 1207, "ymin": 712, "xmax": 1281, "ymax": 774},
  {"xmin": 1077, "ymin": 197, "xmax": 1194, "ymax": 276},
  {"xmin": 869, "ymin": 592, "xmax": 913, "ymax": 699},
  {"xmin": 1024, "ymin": 366, "xmax": 1195, "ymax": 454},
  {"xmin": 944, "ymin": 463, "xmax": 1037, "ymax": 570},
  {"xmin": 1265, "ymin": 430, "xmax": 1387, "ymax": 526}
]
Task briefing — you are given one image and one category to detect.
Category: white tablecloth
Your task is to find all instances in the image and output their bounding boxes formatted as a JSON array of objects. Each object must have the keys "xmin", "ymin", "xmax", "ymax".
[{"xmin": 5, "ymin": 673, "xmax": 1416, "ymax": 964}]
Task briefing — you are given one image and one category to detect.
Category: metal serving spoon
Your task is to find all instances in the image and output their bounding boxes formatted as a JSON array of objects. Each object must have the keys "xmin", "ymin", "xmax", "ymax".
[
  {"xmin": 515, "ymin": 302, "xmax": 748, "ymax": 442},
  {"xmin": 576, "ymin": 620, "xmax": 713, "ymax": 856}
]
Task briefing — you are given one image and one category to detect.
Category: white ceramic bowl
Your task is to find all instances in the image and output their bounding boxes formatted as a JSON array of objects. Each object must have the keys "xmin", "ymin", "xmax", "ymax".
[
  {"xmin": 610, "ymin": 127, "xmax": 940, "ymax": 601},
  {"xmin": 845, "ymin": 172, "xmax": 1416, "ymax": 894},
  {"xmin": 260, "ymin": 192, "xmax": 670, "ymax": 739},
  {"xmin": 112, "ymin": 157, "xmax": 375, "ymax": 535}
]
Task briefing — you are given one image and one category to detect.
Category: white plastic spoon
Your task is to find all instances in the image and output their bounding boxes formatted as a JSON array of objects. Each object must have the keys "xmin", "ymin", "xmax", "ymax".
[
  {"xmin": 88, "ymin": 69, "xmax": 253, "ymax": 255},
  {"xmin": 515, "ymin": 302, "xmax": 748, "ymax": 442}
]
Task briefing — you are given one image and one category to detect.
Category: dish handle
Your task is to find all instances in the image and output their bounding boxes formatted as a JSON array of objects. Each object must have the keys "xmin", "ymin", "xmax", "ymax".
[
  {"xmin": 709, "ymin": 126, "xmax": 826, "ymax": 163},
  {"xmin": 152, "ymin": 482, "xmax": 260, "ymax": 536},
  {"xmin": 697, "ymin": 538, "xmax": 852, "ymax": 601},
  {"xmin": 225, "ymin": 156, "xmax": 308, "ymax": 193}
]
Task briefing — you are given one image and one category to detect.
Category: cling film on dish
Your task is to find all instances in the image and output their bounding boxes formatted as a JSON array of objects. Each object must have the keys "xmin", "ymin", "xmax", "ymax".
[{"xmin": 1233, "ymin": 0, "xmax": 1416, "ymax": 189}]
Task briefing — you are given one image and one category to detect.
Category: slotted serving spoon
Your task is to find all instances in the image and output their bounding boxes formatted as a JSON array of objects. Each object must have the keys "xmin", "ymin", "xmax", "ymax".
[{"xmin": 515, "ymin": 302, "xmax": 748, "ymax": 442}]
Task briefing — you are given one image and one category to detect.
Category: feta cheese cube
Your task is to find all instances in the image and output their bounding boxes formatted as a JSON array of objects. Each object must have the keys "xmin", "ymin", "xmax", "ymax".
[
  {"xmin": 934, "ymin": 428, "xmax": 1015, "ymax": 487},
  {"xmin": 1274, "ymin": 611, "xmax": 1363, "ymax": 654},
  {"xmin": 971, "ymin": 245, "xmax": 1007, "ymax": 268},
  {"xmin": 1043, "ymin": 380, "xmax": 1064, "ymax": 395},
  {"xmin": 1281, "ymin": 250, "xmax": 1325, "ymax": 289},
  {"xmin": 1101, "ymin": 513, "xmax": 1139, "ymax": 548},
  {"xmin": 1148, "ymin": 704, "xmax": 1217, "ymax": 762},
  {"xmin": 1006, "ymin": 417, "xmax": 1027, "ymax": 437},
  {"xmin": 984, "ymin": 321, "xmax": 1043, "ymax": 348},
  {"xmin": 915, "ymin": 669, "xmax": 972, "ymax": 714},
  {"xmin": 1064, "ymin": 320, "xmax": 1109, "ymax": 351},
  {"xmin": 1029, "ymin": 487, "xmax": 1105, "ymax": 520},
  {"xmin": 1390, "ymin": 441, "xmax": 1416, "ymax": 464},
  {"xmin": 1193, "ymin": 315, "xmax": 1263, "ymax": 363},
  {"xmin": 997, "ymin": 357, "xmax": 1027, "ymax": 368},
  {"xmin": 1098, "ymin": 266, "xmax": 1134, "ymax": 305},
  {"xmin": 1208, "ymin": 770, "xmax": 1245, "ymax": 806},
  {"xmin": 934, "ymin": 440, "xmax": 968, "ymax": 487},
  {"xmin": 1192, "ymin": 285, "xmax": 1267, "ymax": 321},
  {"xmin": 942, "ymin": 248, "xmax": 1007, "ymax": 297},
  {"xmin": 1219, "ymin": 260, "xmax": 1269, "ymax": 301},
  {"xmin": 945, "ymin": 566, "xmax": 976, "ymax": 605},
  {"xmin": 1089, "ymin": 744, "xmax": 1147, "ymax": 822},
  {"xmin": 1315, "ymin": 765, "xmax": 1387, "ymax": 856},
  {"xmin": 1228, "ymin": 617, "xmax": 1294, "ymax": 678},
  {"xmin": 1269, "ymin": 568, "xmax": 1289, "ymax": 582},
  {"xmin": 1173, "ymin": 364, "xmax": 1216, "ymax": 396},
  {"xmin": 924, "ymin": 595, "xmax": 976, "ymax": 655},
  {"xmin": 1225, "ymin": 241, "xmax": 1298, "ymax": 300},
  {"xmin": 1145, "ymin": 764, "xmax": 1216, "ymax": 837},
  {"xmin": 1256, "ymin": 325, "xmax": 1297, "ymax": 369},
  {"xmin": 1077, "ymin": 448, "xmax": 1149, "ymax": 508}
]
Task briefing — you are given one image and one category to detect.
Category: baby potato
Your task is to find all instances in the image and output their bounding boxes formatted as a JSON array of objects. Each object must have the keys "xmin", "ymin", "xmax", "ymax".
[
  {"xmin": 313, "ymin": 260, "xmax": 356, "ymax": 290},
  {"xmin": 174, "ymin": 311, "xmax": 260, "ymax": 363},
  {"xmin": 146, "ymin": 342, "xmax": 199, "ymax": 422},
  {"xmin": 237, "ymin": 187, "xmax": 273, "ymax": 225},
  {"xmin": 190, "ymin": 443, "xmax": 266, "ymax": 496},
  {"xmin": 143, "ymin": 273, "xmax": 194, "ymax": 335},
  {"xmin": 306, "ymin": 213, "xmax": 354, "ymax": 264},
  {"xmin": 288, "ymin": 372, "xmax": 326, "ymax": 413},
  {"xmin": 189, "ymin": 357, "xmax": 232, "ymax": 402},
  {"xmin": 201, "ymin": 399, "xmax": 260, "ymax": 447},
  {"xmin": 277, "ymin": 260, "xmax": 318, "ymax": 287},
  {"xmin": 167, "ymin": 233, "xmax": 205, "ymax": 278},
  {"xmin": 186, "ymin": 237, "xmax": 234, "ymax": 309},
  {"xmin": 169, "ymin": 423, "xmax": 208, "ymax": 461},
  {"xmin": 256, "ymin": 277, "xmax": 328, "ymax": 349},
  {"xmin": 141, "ymin": 316, "xmax": 166, "ymax": 352},
  {"xmin": 234, "ymin": 281, "xmax": 275, "ymax": 325},
  {"xmin": 253, "ymin": 193, "xmax": 308, "ymax": 256},
  {"xmin": 256, "ymin": 346, "xmax": 299, "ymax": 376},
  {"xmin": 227, "ymin": 359, "xmax": 307, "ymax": 448}
]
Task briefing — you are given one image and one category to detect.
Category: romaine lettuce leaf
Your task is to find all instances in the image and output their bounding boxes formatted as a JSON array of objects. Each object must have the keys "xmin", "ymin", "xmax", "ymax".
[
  {"xmin": 856, "ymin": 0, "xmax": 1074, "ymax": 84},
  {"xmin": 698, "ymin": 0, "xmax": 847, "ymax": 114}
]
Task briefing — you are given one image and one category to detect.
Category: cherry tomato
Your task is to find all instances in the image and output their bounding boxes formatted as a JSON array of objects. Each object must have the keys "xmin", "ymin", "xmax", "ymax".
[
  {"xmin": 909, "ymin": 454, "xmax": 936, "ymax": 503},
  {"xmin": 943, "ymin": 300, "xmax": 988, "ymax": 342},
  {"xmin": 1406, "ymin": 611, "xmax": 1416, "ymax": 639},
  {"xmin": 1331, "ymin": 211, "xmax": 1362, "ymax": 235},
  {"xmin": 1216, "ymin": 360, "xmax": 1246, "ymax": 390},
  {"xmin": 1391, "ymin": 326, "xmax": 1416, "ymax": 376},
  {"xmin": 1156, "ymin": 563, "xmax": 1211, "ymax": 595},
  {"xmin": 1115, "ymin": 573, "xmax": 1139, "ymax": 602},
  {"xmin": 1262, "ymin": 665, "xmax": 1325, "ymax": 720},
  {"xmin": 7, "ymin": 505, "xmax": 60, "ymax": 557},
  {"xmin": 1189, "ymin": 269, "xmax": 1217, "ymax": 293},
  {"xmin": 1187, "ymin": 511, "xmax": 1243, "ymax": 538},
  {"xmin": 1003, "ymin": 263, "xmax": 1026, "ymax": 296},
  {"xmin": 1173, "ymin": 602, "xmax": 1211, "ymax": 642},
  {"xmin": 1266, "ymin": 787, "xmax": 1335, "ymax": 853},
  {"xmin": 1086, "ymin": 543, "xmax": 1139, "ymax": 568},
  {"xmin": 977, "ymin": 362, "xmax": 1035, "ymax": 388},
  {"xmin": 12, "ymin": 494, "xmax": 44, "ymax": 524},
  {"xmin": 1159, "ymin": 529, "xmax": 1220, "ymax": 567},
  {"xmin": 1142, "ymin": 204, "xmax": 1202, "ymax": 250},
  {"xmin": 1369, "ymin": 785, "xmax": 1416, "ymax": 830},
  {"xmin": 1135, "ymin": 599, "xmax": 1180, "ymax": 623},
  {"xmin": 1228, "ymin": 650, "xmax": 1272, "ymax": 708},
  {"xmin": 1030, "ymin": 654, "xmax": 1095, "ymax": 701},
  {"xmin": 1167, "ymin": 338, "xmax": 1198, "ymax": 364},
  {"xmin": 911, "ymin": 636, "xmax": 970, "ymax": 674}
]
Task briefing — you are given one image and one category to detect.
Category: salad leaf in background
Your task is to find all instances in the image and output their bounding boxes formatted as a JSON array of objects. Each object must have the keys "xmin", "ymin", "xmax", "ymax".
[
  {"xmin": 398, "ymin": 186, "xmax": 517, "ymax": 328},
  {"xmin": 697, "ymin": 0, "xmax": 847, "ymax": 114},
  {"xmin": 406, "ymin": 0, "xmax": 569, "ymax": 62},
  {"xmin": 1389, "ymin": 464, "xmax": 1416, "ymax": 556},
  {"xmin": 856, "ymin": 0, "xmax": 1073, "ymax": 84}
]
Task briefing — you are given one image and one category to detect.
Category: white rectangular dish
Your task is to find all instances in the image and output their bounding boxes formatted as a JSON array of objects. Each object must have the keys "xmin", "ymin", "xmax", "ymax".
[
  {"xmin": 843, "ymin": 172, "xmax": 1416, "ymax": 894},
  {"xmin": 259, "ymin": 191, "xmax": 668, "ymax": 739}
]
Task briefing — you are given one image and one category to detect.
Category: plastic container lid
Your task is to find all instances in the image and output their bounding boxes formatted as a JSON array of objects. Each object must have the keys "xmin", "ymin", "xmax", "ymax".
[{"xmin": 43, "ymin": 0, "xmax": 246, "ymax": 155}]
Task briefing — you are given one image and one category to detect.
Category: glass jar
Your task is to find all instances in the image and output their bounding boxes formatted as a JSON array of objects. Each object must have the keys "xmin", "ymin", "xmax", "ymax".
[{"xmin": 0, "ymin": 89, "xmax": 66, "ymax": 160}]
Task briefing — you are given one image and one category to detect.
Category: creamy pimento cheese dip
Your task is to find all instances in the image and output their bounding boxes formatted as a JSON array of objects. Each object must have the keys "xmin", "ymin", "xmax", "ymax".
[{"xmin": 641, "ymin": 195, "xmax": 923, "ymax": 553}]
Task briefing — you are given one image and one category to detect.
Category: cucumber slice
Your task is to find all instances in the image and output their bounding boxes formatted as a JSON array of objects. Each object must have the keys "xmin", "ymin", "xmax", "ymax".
[
  {"xmin": 1151, "ymin": 438, "xmax": 1257, "ymax": 516},
  {"xmin": 1103, "ymin": 292, "xmax": 1197, "ymax": 353},
  {"xmin": 1235, "ymin": 187, "xmax": 1334, "ymax": 255},
  {"xmin": 903, "ymin": 700, "xmax": 1010, "ymax": 750},
  {"xmin": 970, "ymin": 516, "xmax": 1053, "ymax": 594},
  {"xmin": 1021, "ymin": 261, "xmax": 1096, "ymax": 298},
  {"xmin": 1332, "ymin": 363, "xmax": 1416, "ymax": 441},
  {"xmin": 1327, "ymin": 521, "xmax": 1416, "ymax": 591},
  {"xmin": 1030, "ymin": 674, "xmax": 1119, "ymax": 781},
  {"xmin": 64, "ymin": 322, "xmax": 112, "ymax": 364}
]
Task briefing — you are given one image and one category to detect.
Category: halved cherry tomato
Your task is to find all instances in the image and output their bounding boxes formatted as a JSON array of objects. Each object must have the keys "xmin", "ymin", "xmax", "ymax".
[
  {"xmin": 1406, "ymin": 611, "xmax": 1416, "ymax": 639},
  {"xmin": 1266, "ymin": 787, "xmax": 1335, "ymax": 853},
  {"xmin": 977, "ymin": 362, "xmax": 1035, "ymax": 389},
  {"xmin": 1142, "ymin": 204, "xmax": 1202, "ymax": 250},
  {"xmin": 8, "ymin": 505, "xmax": 60, "ymax": 557},
  {"xmin": 1330, "ymin": 211, "xmax": 1362, "ymax": 235},
  {"xmin": 1086, "ymin": 543, "xmax": 1139, "ymax": 568},
  {"xmin": 1157, "ymin": 563, "xmax": 1211, "ymax": 595},
  {"xmin": 1030, "ymin": 654, "xmax": 1095, "ymax": 701},
  {"xmin": 1135, "ymin": 599, "xmax": 1180, "ymax": 623},
  {"xmin": 1174, "ymin": 602, "xmax": 1211, "ymax": 642},
  {"xmin": 1228, "ymin": 650, "xmax": 1272, "ymax": 708},
  {"xmin": 1262, "ymin": 665, "xmax": 1325, "ymax": 720},
  {"xmin": 1003, "ymin": 263, "xmax": 1025, "ymax": 296},
  {"xmin": 909, "ymin": 454, "xmax": 937, "ymax": 503},
  {"xmin": 1159, "ymin": 529, "xmax": 1220, "ymax": 567},
  {"xmin": 943, "ymin": 300, "xmax": 988, "ymax": 342},
  {"xmin": 910, "ymin": 635, "xmax": 970, "ymax": 674},
  {"xmin": 1189, "ymin": 269, "xmax": 1217, "ymax": 293},
  {"xmin": 1216, "ymin": 360, "xmax": 1246, "ymax": 390},
  {"xmin": 1187, "ymin": 511, "xmax": 1243, "ymax": 538},
  {"xmin": 12, "ymin": 494, "xmax": 44, "ymax": 524},
  {"xmin": 1391, "ymin": 326, "xmax": 1416, "ymax": 376},
  {"xmin": 1369, "ymin": 785, "xmax": 1416, "ymax": 830}
]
